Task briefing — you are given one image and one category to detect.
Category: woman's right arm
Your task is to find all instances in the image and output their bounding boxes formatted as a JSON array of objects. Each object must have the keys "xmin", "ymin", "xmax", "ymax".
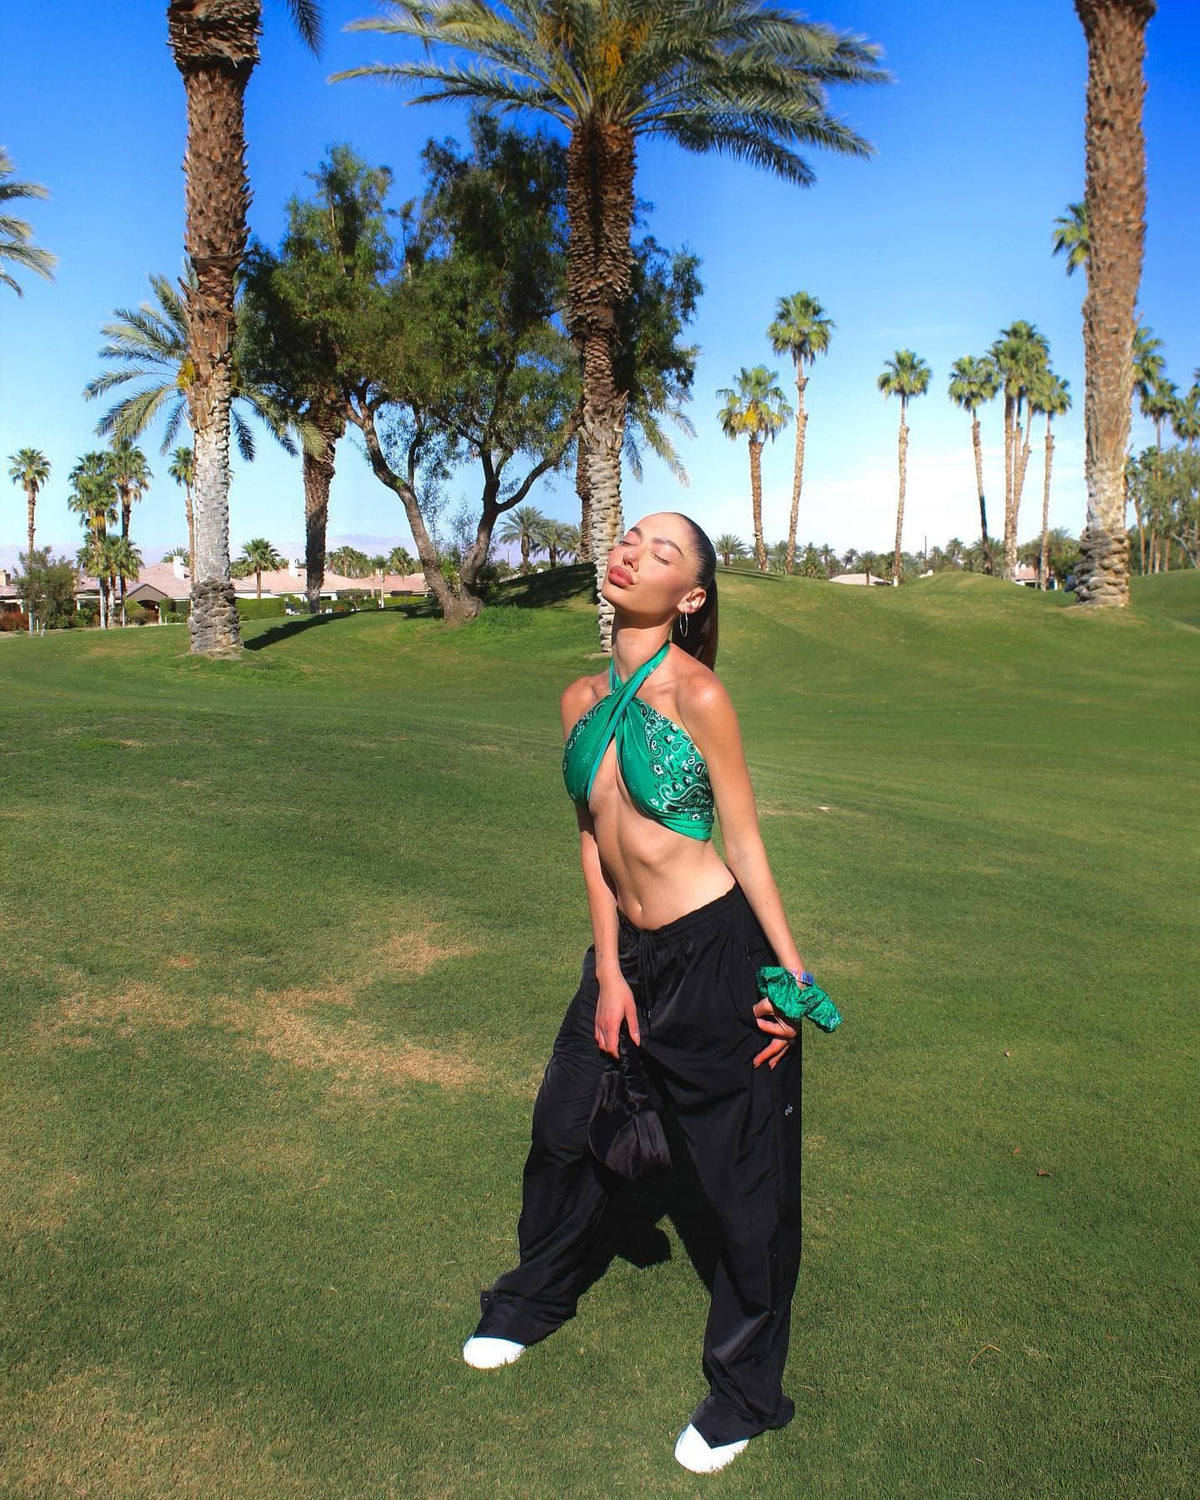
[{"xmin": 562, "ymin": 681, "xmax": 639, "ymax": 1053}]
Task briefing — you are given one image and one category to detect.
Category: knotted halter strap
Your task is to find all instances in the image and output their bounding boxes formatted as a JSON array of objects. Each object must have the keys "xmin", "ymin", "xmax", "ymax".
[{"xmin": 574, "ymin": 641, "xmax": 670, "ymax": 804}]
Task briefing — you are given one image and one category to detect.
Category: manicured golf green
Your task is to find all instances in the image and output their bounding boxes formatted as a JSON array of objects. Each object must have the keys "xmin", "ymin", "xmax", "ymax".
[{"xmin": 1, "ymin": 568, "xmax": 1196, "ymax": 1496}]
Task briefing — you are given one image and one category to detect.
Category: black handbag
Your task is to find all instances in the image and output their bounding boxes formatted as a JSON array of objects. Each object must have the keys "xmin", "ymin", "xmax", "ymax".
[{"xmin": 587, "ymin": 1025, "xmax": 672, "ymax": 1181}]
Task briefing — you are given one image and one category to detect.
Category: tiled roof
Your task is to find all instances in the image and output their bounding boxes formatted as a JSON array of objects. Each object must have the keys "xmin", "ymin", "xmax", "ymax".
[{"xmin": 1, "ymin": 561, "xmax": 426, "ymax": 599}]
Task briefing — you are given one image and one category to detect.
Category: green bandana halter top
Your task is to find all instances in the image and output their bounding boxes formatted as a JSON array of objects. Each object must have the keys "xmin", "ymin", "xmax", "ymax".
[{"xmin": 561, "ymin": 642, "xmax": 714, "ymax": 840}]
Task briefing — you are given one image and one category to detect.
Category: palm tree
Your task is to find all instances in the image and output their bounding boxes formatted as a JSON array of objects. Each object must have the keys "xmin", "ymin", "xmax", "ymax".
[
  {"xmin": 537, "ymin": 518, "xmax": 577, "ymax": 568},
  {"xmin": 7, "ymin": 448, "xmax": 51, "ymax": 633},
  {"xmin": 717, "ymin": 366, "xmax": 791, "ymax": 572},
  {"xmin": 332, "ymin": 1, "xmax": 887, "ymax": 649},
  {"xmin": 877, "ymin": 350, "xmax": 931, "ymax": 582},
  {"xmin": 990, "ymin": 321, "xmax": 1050, "ymax": 580},
  {"xmin": 168, "ymin": 0, "xmax": 324, "ymax": 654},
  {"xmin": 714, "ymin": 533, "xmax": 748, "ymax": 567},
  {"xmin": 947, "ymin": 355, "xmax": 1001, "ymax": 574},
  {"xmin": 1071, "ymin": 0, "xmax": 1155, "ymax": 608},
  {"xmin": 1029, "ymin": 372, "xmax": 1072, "ymax": 590},
  {"xmin": 497, "ymin": 504, "xmax": 548, "ymax": 573},
  {"xmin": 108, "ymin": 536, "xmax": 145, "ymax": 626},
  {"xmin": 767, "ymin": 291, "xmax": 834, "ymax": 574},
  {"xmin": 108, "ymin": 440, "xmax": 153, "ymax": 621},
  {"xmin": 68, "ymin": 454, "xmax": 118, "ymax": 629},
  {"xmin": 167, "ymin": 446, "xmax": 195, "ymax": 573},
  {"xmin": 1051, "ymin": 200, "xmax": 1091, "ymax": 276},
  {"xmin": 0, "ymin": 146, "xmax": 58, "ymax": 295},
  {"xmin": 1171, "ymin": 384, "xmax": 1200, "ymax": 452},
  {"xmin": 387, "ymin": 543, "xmax": 417, "ymax": 577},
  {"xmin": 84, "ymin": 269, "xmax": 303, "ymax": 462},
  {"xmin": 239, "ymin": 538, "xmax": 284, "ymax": 601}
]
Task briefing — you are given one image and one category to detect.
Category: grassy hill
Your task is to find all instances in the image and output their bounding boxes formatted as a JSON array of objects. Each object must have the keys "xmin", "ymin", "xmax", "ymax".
[{"xmin": 1, "ymin": 569, "xmax": 1196, "ymax": 1496}]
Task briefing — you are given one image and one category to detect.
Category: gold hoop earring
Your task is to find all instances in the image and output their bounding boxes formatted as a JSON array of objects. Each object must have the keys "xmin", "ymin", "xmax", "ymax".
[{"xmin": 679, "ymin": 611, "xmax": 689, "ymax": 638}]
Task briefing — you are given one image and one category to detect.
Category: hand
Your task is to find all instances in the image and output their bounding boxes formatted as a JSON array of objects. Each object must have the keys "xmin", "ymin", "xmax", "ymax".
[
  {"xmin": 595, "ymin": 975, "xmax": 640, "ymax": 1056},
  {"xmin": 752, "ymin": 999, "xmax": 797, "ymax": 1070}
]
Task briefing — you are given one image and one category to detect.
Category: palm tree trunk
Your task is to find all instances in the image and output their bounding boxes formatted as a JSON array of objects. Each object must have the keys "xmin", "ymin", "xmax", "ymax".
[
  {"xmin": 749, "ymin": 438, "xmax": 766, "ymax": 571},
  {"xmin": 1136, "ymin": 498, "xmax": 1145, "ymax": 574},
  {"xmin": 893, "ymin": 404, "xmax": 908, "ymax": 581},
  {"xmin": 574, "ymin": 437, "xmax": 592, "ymax": 563},
  {"xmin": 785, "ymin": 367, "xmax": 809, "ymax": 574},
  {"xmin": 119, "ymin": 487, "xmax": 131, "ymax": 620},
  {"xmin": 26, "ymin": 484, "xmax": 36, "ymax": 636},
  {"xmin": 1014, "ymin": 402, "xmax": 1035, "ymax": 563},
  {"xmin": 1073, "ymin": 0, "xmax": 1153, "ymax": 608},
  {"xmin": 1002, "ymin": 393, "xmax": 1015, "ymax": 580},
  {"xmin": 970, "ymin": 415, "xmax": 993, "ymax": 574},
  {"xmin": 1005, "ymin": 403, "xmax": 1026, "ymax": 581},
  {"xmin": 170, "ymin": 0, "xmax": 258, "ymax": 654},
  {"xmin": 567, "ymin": 122, "xmax": 635, "ymax": 653},
  {"xmin": 185, "ymin": 483, "xmax": 196, "ymax": 578},
  {"xmin": 303, "ymin": 411, "xmax": 342, "ymax": 614},
  {"xmin": 1040, "ymin": 415, "xmax": 1054, "ymax": 590}
]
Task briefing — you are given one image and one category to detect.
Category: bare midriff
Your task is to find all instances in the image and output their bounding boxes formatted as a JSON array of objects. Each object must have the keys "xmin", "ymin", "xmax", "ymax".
[{"xmin": 587, "ymin": 735, "xmax": 735, "ymax": 930}]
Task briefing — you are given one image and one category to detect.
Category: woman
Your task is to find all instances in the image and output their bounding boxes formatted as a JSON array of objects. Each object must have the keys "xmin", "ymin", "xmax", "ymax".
[{"xmin": 463, "ymin": 512, "xmax": 813, "ymax": 1474}]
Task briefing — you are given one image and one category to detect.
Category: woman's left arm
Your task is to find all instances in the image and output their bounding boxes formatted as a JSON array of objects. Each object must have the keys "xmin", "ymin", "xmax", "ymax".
[{"xmin": 682, "ymin": 676, "xmax": 807, "ymax": 1068}]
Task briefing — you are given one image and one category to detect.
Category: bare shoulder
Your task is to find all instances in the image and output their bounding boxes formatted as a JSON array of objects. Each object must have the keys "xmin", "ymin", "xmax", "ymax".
[
  {"xmin": 672, "ymin": 649, "xmax": 736, "ymax": 728},
  {"xmin": 560, "ymin": 669, "xmax": 607, "ymax": 736}
]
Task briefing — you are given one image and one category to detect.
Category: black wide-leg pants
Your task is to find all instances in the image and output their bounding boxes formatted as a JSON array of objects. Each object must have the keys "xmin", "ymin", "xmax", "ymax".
[{"xmin": 475, "ymin": 881, "xmax": 802, "ymax": 1447}]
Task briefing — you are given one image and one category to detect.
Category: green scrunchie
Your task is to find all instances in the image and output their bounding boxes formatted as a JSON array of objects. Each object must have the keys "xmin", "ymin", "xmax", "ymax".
[{"xmin": 756, "ymin": 966, "xmax": 843, "ymax": 1032}]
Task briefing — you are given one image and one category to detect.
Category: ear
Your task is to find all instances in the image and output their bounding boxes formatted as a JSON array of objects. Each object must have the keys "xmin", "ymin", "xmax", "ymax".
[{"xmin": 679, "ymin": 584, "xmax": 706, "ymax": 616}]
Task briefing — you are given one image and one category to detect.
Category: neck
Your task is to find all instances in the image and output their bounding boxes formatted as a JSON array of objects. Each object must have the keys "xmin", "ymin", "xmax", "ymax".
[{"xmin": 611, "ymin": 621, "xmax": 671, "ymax": 682}]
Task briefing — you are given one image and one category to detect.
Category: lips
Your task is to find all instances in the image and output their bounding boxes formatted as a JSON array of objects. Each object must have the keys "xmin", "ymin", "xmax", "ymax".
[{"xmin": 608, "ymin": 565, "xmax": 633, "ymax": 587}]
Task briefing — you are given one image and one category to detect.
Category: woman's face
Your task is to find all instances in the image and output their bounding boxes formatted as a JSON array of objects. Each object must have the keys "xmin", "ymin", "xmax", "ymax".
[{"xmin": 601, "ymin": 512, "xmax": 705, "ymax": 623}]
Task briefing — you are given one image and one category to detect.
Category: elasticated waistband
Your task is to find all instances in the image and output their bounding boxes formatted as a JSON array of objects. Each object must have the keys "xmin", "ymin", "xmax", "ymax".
[{"xmin": 617, "ymin": 878, "xmax": 749, "ymax": 945}]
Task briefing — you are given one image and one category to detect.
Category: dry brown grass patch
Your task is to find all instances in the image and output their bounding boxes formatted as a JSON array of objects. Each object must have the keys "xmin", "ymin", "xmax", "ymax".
[
  {"xmin": 0, "ymin": 1364, "xmax": 315, "ymax": 1498},
  {"xmin": 371, "ymin": 919, "xmax": 475, "ymax": 980},
  {"xmin": 33, "ymin": 964, "xmax": 489, "ymax": 1100}
]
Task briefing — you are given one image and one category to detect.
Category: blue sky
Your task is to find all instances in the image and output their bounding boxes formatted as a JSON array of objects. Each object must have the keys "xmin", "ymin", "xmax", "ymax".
[{"xmin": 2, "ymin": 0, "xmax": 1197, "ymax": 571}]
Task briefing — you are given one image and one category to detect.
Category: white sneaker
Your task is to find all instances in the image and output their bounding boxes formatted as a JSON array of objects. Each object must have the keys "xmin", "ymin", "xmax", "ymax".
[
  {"xmin": 674, "ymin": 1422, "xmax": 749, "ymax": 1473},
  {"xmin": 462, "ymin": 1335, "xmax": 526, "ymax": 1369}
]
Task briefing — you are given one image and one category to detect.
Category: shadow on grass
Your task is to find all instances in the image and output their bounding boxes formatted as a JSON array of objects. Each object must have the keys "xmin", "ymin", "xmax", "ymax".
[{"xmin": 243, "ymin": 603, "xmax": 430, "ymax": 651}]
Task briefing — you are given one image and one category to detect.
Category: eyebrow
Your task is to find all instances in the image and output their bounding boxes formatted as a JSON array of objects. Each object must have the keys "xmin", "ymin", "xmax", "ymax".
[{"xmin": 628, "ymin": 525, "xmax": 684, "ymax": 558}]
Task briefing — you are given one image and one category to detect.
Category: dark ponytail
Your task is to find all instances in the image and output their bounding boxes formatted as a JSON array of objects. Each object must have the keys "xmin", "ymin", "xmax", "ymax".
[{"xmin": 671, "ymin": 513, "xmax": 719, "ymax": 670}]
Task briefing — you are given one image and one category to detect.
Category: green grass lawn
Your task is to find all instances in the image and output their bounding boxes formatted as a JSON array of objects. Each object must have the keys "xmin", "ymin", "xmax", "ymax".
[{"xmin": 1, "ymin": 568, "xmax": 1196, "ymax": 1497}]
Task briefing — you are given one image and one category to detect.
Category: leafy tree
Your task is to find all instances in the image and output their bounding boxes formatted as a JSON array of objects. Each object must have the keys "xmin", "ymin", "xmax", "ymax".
[
  {"xmin": 947, "ymin": 355, "xmax": 1000, "ymax": 574},
  {"xmin": 714, "ymin": 533, "xmax": 748, "ymax": 567},
  {"xmin": 877, "ymin": 350, "xmax": 931, "ymax": 582},
  {"xmin": 12, "ymin": 548, "xmax": 80, "ymax": 630},
  {"xmin": 166, "ymin": 0, "xmax": 323, "ymax": 653},
  {"xmin": 7, "ymin": 448, "xmax": 50, "ymax": 633},
  {"xmin": 240, "ymin": 144, "xmax": 397, "ymax": 613},
  {"xmin": 0, "ymin": 145, "xmax": 57, "ymax": 295},
  {"xmin": 1052, "ymin": 200, "xmax": 1091, "ymax": 276},
  {"xmin": 990, "ymin": 321, "xmax": 1050, "ymax": 579},
  {"xmin": 717, "ymin": 366, "xmax": 791, "ymax": 572},
  {"xmin": 363, "ymin": 115, "xmax": 581, "ymax": 620},
  {"xmin": 1071, "ymin": 0, "xmax": 1154, "ymax": 607},
  {"xmin": 1126, "ymin": 446, "xmax": 1199, "ymax": 572},
  {"xmin": 333, "ymin": 0, "xmax": 887, "ymax": 650},
  {"xmin": 768, "ymin": 291, "xmax": 834, "ymax": 574}
]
